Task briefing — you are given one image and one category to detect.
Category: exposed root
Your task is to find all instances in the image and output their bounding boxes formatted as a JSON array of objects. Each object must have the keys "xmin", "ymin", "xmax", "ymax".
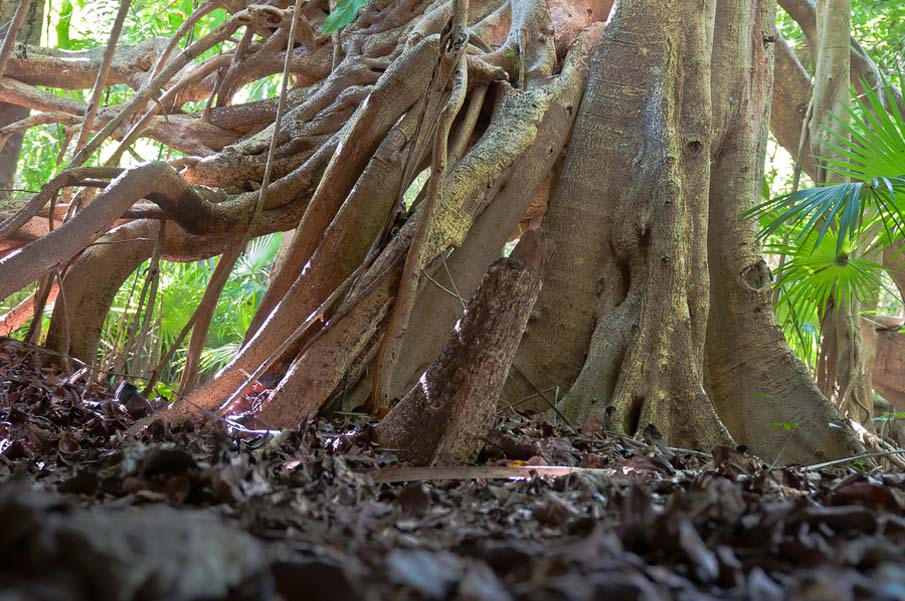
[
  {"xmin": 0, "ymin": 286, "xmax": 57, "ymax": 336},
  {"xmin": 387, "ymin": 26, "xmax": 600, "ymax": 401},
  {"xmin": 0, "ymin": 167, "xmax": 121, "ymax": 244},
  {"xmin": 371, "ymin": 6, "xmax": 472, "ymax": 409}
]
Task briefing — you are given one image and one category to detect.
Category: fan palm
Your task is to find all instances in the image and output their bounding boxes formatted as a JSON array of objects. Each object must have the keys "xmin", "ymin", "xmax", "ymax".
[
  {"xmin": 750, "ymin": 84, "xmax": 905, "ymax": 252},
  {"xmin": 748, "ymin": 83, "xmax": 905, "ymax": 363}
]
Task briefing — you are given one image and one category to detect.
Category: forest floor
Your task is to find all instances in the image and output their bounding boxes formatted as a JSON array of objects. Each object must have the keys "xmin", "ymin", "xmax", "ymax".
[{"xmin": 2, "ymin": 337, "xmax": 905, "ymax": 601}]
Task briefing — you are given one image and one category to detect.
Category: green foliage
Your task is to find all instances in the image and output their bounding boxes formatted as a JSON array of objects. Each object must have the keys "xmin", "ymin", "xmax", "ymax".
[
  {"xmin": 237, "ymin": 75, "xmax": 282, "ymax": 104},
  {"xmin": 773, "ymin": 290, "xmax": 821, "ymax": 368},
  {"xmin": 771, "ymin": 421, "xmax": 801, "ymax": 432},
  {"xmin": 755, "ymin": 89, "xmax": 902, "ymax": 290},
  {"xmin": 750, "ymin": 85, "xmax": 905, "ymax": 255},
  {"xmin": 97, "ymin": 234, "xmax": 282, "ymax": 385},
  {"xmin": 766, "ymin": 229, "xmax": 888, "ymax": 313},
  {"xmin": 874, "ymin": 411, "xmax": 905, "ymax": 423},
  {"xmin": 5, "ymin": 2, "xmax": 291, "ymax": 388},
  {"xmin": 778, "ymin": 0, "xmax": 905, "ymax": 81},
  {"xmin": 823, "ymin": 90, "xmax": 905, "ymax": 180},
  {"xmin": 850, "ymin": 1, "xmax": 905, "ymax": 80},
  {"xmin": 15, "ymin": 0, "xmax": 236, "ymax": 184},
  {"xmin": 755, "ymin": 82, "xmax": 905, "ymax": 367},
  {"xmin": 14, "ymin": 125, "xmax": 66, "ymax": 193},
  {"xmin": 322, "ymin": 0, "xmax": 368, "ymax": 34},
  {"xmin": 55, "ymin": 0, "xmax": 75, "ymax": 49},
  {"xmin": 850, "ymin": 459, "xmax": 868, "ymax": 471}
]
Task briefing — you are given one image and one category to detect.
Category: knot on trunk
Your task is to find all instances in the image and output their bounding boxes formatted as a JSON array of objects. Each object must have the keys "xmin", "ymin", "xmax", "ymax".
[{"xmin": 741, "ymin": 260, "xmax": 772, "ymax": 291}]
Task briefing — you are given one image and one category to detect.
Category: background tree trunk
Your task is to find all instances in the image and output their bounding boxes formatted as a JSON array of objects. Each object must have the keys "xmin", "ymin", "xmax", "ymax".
[
  {"xmin": 807, "ymin": 0, "xmax": 873, "ymax": 425},
  {"xmin": 0, "ymin": 0, "xmax": 42, "ymax": 200},
  {"xmin": 704, "ymin": 0, "xmax": 861, "ymax": 463},
  {"xmin": 874, "ymin": 330, "xmax": 905, "ymax": 409}
]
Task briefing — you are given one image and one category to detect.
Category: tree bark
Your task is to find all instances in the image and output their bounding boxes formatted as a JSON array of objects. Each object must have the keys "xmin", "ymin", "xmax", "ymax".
[
  {"xmin": 383, "ymin": 28, "xmax": 599, "ymax": 402},
  {"xmin": 771, "ymin": 35, "xmax": 816, "ymax": 179},
  {"xmin": 521, "ymin": 0, "xmax": 731, "ymax": 450},
  {"xmin": 885, "ymin": 241, "xmax": 905, "ymax": 303},
  {"xmin": 778, "ymin": 0, "xmax": 905, "ymax": 115},
  {"xmin": 805, "ymin": 0, "xmax": 872, "ymax": 425},
  {"xmin": 705, "ymin": 0, "xmax": 862, "ymax": 463},
  {"xmin": 1, "ymin": 0, "xmax": 876, "ymax": 465},
  {"xmin": 874, "ymin": 330, "xmax": 905, "ymax": 409}
]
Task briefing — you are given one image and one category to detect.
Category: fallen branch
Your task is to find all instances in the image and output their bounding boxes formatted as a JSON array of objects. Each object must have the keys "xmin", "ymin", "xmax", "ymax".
[
  {"xmin": 374, "ymin": 465, "xmax": 616, "ymax": 483},
  {"xmin": 801, "ymin": 448, "xmax": 905, "ymax": 471}
]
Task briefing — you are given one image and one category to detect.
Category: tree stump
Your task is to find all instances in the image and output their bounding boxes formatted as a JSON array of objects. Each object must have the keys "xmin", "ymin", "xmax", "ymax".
[{"xmin": 375, "ymin": 230, "xmax": 551, "ymax": 465}]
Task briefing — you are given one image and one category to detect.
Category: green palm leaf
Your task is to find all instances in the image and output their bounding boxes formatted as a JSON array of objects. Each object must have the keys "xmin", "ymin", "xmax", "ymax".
[
  {"xmin": 766, "ymin": 229, "xmax": 887, "ymax": 319},
  {"xmin": 746, "ymin": 81, "xmax": 905, "ymax": 256},
  {"xmin": 822, "ymin": 83, "xmax": 905, "ymax": 179}
]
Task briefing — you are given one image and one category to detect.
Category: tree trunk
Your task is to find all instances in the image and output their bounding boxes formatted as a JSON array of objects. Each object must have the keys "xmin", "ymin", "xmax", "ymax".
[
  {"xmin": 874, "ymin": 330, "xmax": 905, "ymax": 409},
  {"xmin": 518, "ymin": 0, "xmax": 731, "ymax": 450},
  {"xmin": 508, "ymin": 0, "xmax": 864, "ymax": 462},
  {"xmin": 806, "ymin": 0, "xmax": 872, "ymax": 425},
  {"xmin": 771, "ymin": 35, "xmax": 816, "ymax": 178},
  {"xmin": 0, "ymin": 0, "xmax": 873, "ymax": 465},
  {"xmin": 705, "ymin": 0, "xmax": 862, "ymax": 463},
  {"xmin": 885, "ymin": 241, "xmax": 905, "ymax": 303},
  {"xmin": 778, "ymin": 0, "xmax": 905, "ymax": 115},
  {"xmin": 382, "ymin": 34, "xmax": 596, "ymax": 403}
]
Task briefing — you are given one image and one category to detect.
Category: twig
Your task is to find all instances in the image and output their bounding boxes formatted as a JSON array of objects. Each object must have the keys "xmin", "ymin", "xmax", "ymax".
[
  {"xmin": 72, "ymin": 9, "xmax": 243, "ymax": 166},
  {"xmin": 173, "ymin": 245, "xmax": 243, "ymax": 396},
  {"xmin": 213, "ymin": 262, "xmax": 367, "ymax": 414},
  {"xmin": 422, "ymin": 269, "xmax": 462, "ymax": 305},
  {"xmin": 375, "ymin": 465, "xmax": 616, "ymax": 483},
  {"xmin": 497, "ymin": 386, "xmax": 559, "ymax": 413},
  {"xmin": 371, "ymin": 10, "xmax": 470, "ymax": 407},
  {"xmin": 53, "ymin": 270, "xmax": 71, "ymax": 372},
  {"xmin": 0, "ymin": 168, "xmax": 120, "ymax": 244},
  {"xmin": 2, "ymin": 338, "xmax": 149, "ymax": 383},
  {"xmin": 440, "ymin": 252, "xmax": 467, "ymax": 309},
  {"xmin": 247, "ymin": 0, "xmax": 305, "ymax": 237},
  {"xmin": 128, "ymin": 387, "xmax": 263, "ymax": 435},
  {"xmin": 509, "ymin": 362, "xmax": 578, "ymax": 433},
  {"xmin": 802, "ymin": 449, "xmax": 905, "ymax": 471}
]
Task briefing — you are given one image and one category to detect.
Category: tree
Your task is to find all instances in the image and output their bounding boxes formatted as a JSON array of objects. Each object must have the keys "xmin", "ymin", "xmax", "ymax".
[
  {"xmin": 0, "ymin": 0, "xmax": 877, "ymax": 464},
  {"xmin": 756, "ymin": 0, "xmax": 905, "ymax": 434}
]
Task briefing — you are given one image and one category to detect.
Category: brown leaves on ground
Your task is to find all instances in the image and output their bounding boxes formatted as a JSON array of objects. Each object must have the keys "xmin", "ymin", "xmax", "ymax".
[{"xmin": 2, "ymin": 337, "xmax": 905, "ymax": 600}]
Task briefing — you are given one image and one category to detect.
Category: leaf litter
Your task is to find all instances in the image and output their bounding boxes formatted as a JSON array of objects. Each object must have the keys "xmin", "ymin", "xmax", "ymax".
[{"xmin": 2, "ymin": 338, "xmax": 905, "ymax": 600}]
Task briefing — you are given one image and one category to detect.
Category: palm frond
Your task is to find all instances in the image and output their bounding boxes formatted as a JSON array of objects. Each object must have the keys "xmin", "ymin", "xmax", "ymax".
[
  {"xmin": 823, "ymin": 82, "xmax": 905, "ymax": 179},
  {"xmin": 236, "ymin": 234, "xmax": 281, "ymax": 278},
  {"xmin": 199, "ymin": 342, "xmax": 242, "ymax": 373},
  {"xmin": 765, "ymin": 229, "xmax": 887, "ymax": 318},
  {"xmin": 776, "ymin": 294, "xmax": 820, "ymax": 369},
  {"xmin": 746, "ymin": 81, "xmax": 905, "ymax": 257}
]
